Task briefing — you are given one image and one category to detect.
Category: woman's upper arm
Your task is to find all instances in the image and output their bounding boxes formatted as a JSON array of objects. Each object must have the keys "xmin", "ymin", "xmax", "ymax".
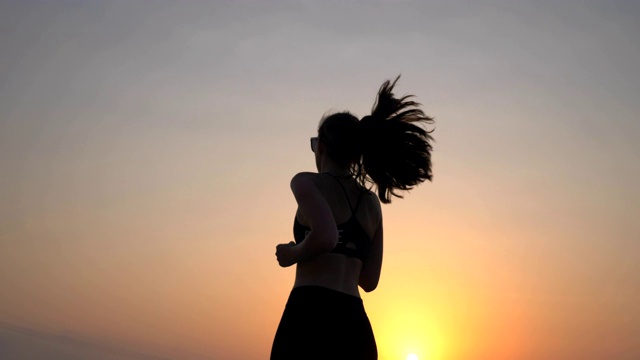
[
  {"xmin": 290, "ymin": 173, "xmax": 338, "ymax": 247},
  {"xmin": 360, "ymin": 197, "xmax": 383, "ymax": 292}
]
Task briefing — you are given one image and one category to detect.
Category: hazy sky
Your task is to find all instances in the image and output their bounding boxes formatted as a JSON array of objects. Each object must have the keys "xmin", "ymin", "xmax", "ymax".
[{"xmin": 1, "ymin": 1, "xmax": 639, "ymax": 359}]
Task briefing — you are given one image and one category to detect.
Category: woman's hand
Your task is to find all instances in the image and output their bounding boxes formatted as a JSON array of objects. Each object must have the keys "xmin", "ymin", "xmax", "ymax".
[{"xmin": 275, "ymin": 241, "xmax": 297, "ymax": 267}]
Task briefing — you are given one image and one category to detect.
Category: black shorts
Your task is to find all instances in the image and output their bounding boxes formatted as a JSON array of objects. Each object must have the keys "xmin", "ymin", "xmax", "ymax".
[{"xmin": 270, "ymin": 286, "xmax": 377, "ymax": 360}]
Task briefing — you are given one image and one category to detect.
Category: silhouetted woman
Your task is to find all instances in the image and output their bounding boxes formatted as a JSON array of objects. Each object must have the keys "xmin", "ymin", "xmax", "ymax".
[{"xmin": 271, "ymin": 76, "xmax": 434, "ymax": 360}]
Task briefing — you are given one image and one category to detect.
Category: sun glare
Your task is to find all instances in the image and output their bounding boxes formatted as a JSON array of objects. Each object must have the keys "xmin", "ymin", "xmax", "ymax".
[{"xmin": 407, "ymin": 354, "xmax": 419, "ymax": 360}]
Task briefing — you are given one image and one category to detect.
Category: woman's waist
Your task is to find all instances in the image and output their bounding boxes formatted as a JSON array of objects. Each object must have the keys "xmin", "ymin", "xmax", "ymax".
[
  {"xmin": 294, "ymin": 259, "xmax": 361, "ymax": 297},
  {"xmin": 288, "ymin": 285, "xmax": 363, "ymax": 306},
  {"xmin": 293, "ymin": 279, "xmax": 360, "ymax": 298}
]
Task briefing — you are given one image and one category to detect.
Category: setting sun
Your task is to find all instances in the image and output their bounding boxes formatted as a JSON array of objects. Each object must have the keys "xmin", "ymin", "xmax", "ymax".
[{"xmin": 407, "ymin": 354, "xmax": 419, "ymax": 360}]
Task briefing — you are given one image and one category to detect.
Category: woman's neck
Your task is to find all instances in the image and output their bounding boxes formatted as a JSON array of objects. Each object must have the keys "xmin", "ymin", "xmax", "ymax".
[{"xmin": 320, "ymin": 163, "xmax": 351, "ymax": 177}]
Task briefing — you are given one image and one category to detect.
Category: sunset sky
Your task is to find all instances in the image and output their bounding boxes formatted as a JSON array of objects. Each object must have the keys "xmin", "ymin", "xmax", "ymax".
[{"xmin": 1, "ymin": 1, "xmax": 639, "ymax": 359}]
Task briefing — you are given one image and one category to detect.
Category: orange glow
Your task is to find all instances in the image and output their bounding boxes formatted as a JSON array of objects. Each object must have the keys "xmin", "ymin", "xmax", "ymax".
[{"xmin": 2, "ymin": 2, "xmax": 639, "ymax": 359}]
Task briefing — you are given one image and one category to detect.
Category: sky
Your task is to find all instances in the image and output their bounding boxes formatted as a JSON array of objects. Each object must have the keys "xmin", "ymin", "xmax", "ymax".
[{"xmin": 1, "ymin": 1, "xmax": 639, "ymax": 359}]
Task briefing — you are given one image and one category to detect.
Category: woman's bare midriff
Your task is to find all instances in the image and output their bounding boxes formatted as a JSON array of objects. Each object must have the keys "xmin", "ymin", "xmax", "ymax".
[{"xmin": 293, "ymin": 253, "xmax": 363, "ymax": 297}]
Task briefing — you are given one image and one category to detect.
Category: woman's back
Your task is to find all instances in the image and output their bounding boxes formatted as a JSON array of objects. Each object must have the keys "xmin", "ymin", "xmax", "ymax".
[{"xmin": 293, "ymin": 172, "xmax": 382, "ymax": 297}]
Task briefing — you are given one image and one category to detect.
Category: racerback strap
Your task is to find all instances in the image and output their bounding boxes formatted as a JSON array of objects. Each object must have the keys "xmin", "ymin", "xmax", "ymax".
[{"xmin": 327, "ymin": 174, "xmax": 363, "ymax": 214}]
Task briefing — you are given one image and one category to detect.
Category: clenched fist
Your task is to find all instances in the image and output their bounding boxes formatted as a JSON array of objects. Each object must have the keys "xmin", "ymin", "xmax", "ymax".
[{"xmin": 275, "ymin": 241, "xmax": 297, "ymax": 267}]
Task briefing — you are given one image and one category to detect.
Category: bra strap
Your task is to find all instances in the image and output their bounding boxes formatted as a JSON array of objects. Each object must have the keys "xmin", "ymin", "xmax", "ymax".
[{"xmin": 327, "ymin": 174, "xmax": 354, "ymax": 212}]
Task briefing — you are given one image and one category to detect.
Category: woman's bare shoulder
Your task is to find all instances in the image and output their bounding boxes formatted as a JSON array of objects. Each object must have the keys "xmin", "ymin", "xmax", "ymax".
[
  {"xmin": 356, "ymin": 187, "xmax": 382, "ymax": 220},
  {"xmin": 356, "ymin": 184, "xmax": 379, "ymax": 203},
  {"xmin": 291, "ymin": 171, "xmax": 322, "ymax": 182},
  {"xmin": 364, "ymin": 190, "xmax": 382, "ymax": 212},
  {"xmin": 290, "ymin": 172, "xmax": 323, "ymax": 192}
]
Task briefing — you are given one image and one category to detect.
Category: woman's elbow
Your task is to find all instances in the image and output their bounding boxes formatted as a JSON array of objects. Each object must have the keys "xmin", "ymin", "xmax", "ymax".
[
  {"xmin": 317, "ymin": 228, "xmax": 339, "ymax": 252},
  {"xmin": 359, "ymin": 278, "xmax": 379, "ymax": 293},
  {"xmin": 361, "ymin": 285, "xmax": 377, "ymax": 293}
]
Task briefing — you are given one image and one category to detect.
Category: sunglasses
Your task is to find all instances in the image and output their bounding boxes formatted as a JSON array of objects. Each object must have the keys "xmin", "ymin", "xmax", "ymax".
[{"xmin": 310, "ymin": 137, "xmax": 319, "ymax": 153}]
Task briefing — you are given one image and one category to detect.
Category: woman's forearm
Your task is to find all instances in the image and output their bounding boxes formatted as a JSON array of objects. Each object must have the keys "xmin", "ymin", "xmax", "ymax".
[{"xmin": 292, "ymin": 230, "xmax": 337, "ymax": 263}]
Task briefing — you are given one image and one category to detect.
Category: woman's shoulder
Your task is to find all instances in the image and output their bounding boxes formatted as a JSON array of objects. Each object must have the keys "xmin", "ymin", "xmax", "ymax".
[
  {"xmin": 290, "ymin": 171, "xmax": 322, "ymax": 183},
  {"xmin": 362, "ymin": 188, "xmax": 382, "ymax": 211},
  {"xmin": 290, "ymin": 172, "xmax": 323, "ymax": 192},
  {"xmin": 355, "ymin": 183, "xmax": 380, "ymax": 202},
  {"xmin": 356, "ymin": 186, "xmax": 382, "ymax": 222}
]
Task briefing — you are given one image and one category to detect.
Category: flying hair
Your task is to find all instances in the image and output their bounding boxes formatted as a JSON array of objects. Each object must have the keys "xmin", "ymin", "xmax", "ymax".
[
  {"xmin": 356, "ymin": 75, "xmax": 435, "ymax": 203},
  {"xmin": 317, "ymin": 75, "xmax": 434, "ymax": 203}
]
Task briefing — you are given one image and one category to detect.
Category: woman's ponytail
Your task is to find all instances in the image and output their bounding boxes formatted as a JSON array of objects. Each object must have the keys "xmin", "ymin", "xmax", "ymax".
[{"xmin": 356, "ymin": 75, "xmax": 434, "ymax": 203}]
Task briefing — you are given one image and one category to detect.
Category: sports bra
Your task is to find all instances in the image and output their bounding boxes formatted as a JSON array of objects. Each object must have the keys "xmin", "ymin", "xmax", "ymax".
[{"xmin": 293, "ymin": 174, "xmax": 372, "ymax": 262}]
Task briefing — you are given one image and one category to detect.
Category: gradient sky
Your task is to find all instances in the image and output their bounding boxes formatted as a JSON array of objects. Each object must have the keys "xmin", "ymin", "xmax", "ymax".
[{"xmin": 1, "ymin": 1, "xmax": 639, "ymax": 359}]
